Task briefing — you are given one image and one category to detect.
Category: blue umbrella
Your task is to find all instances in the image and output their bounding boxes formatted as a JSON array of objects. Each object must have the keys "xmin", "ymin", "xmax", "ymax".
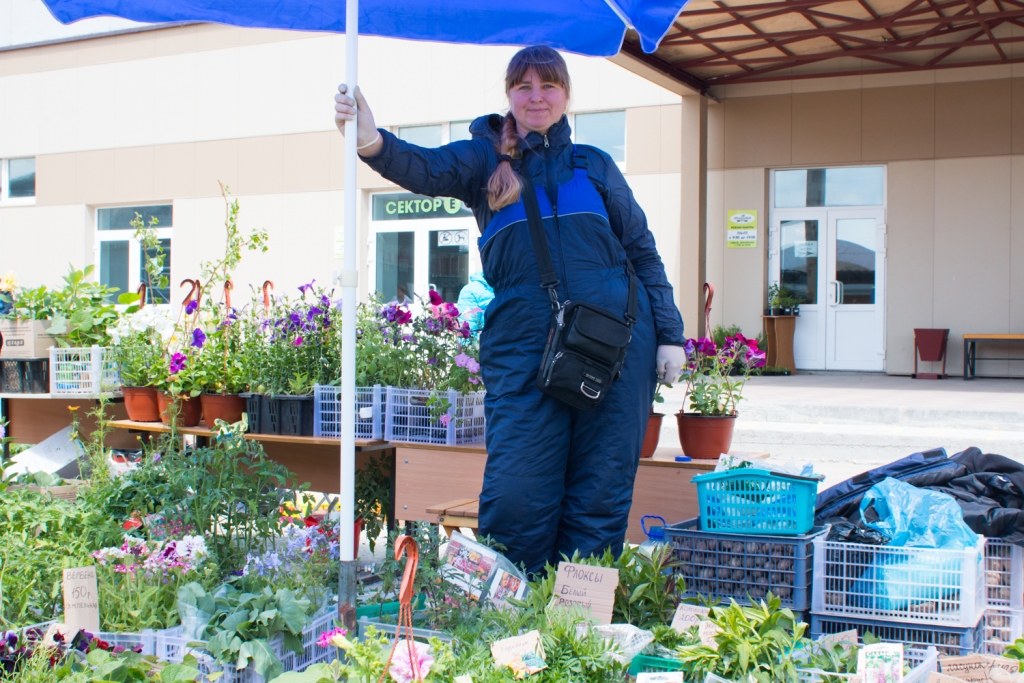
[{"xmin": 41, "ymin": 0, "xmax": 690, "ymax": 625}]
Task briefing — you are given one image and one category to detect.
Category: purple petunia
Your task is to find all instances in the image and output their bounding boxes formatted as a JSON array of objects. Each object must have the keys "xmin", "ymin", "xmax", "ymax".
[
  {"xmin": 185, "ymin": 300, "xmax": 198, "ymax": 315},
  {"xmin": 293, "ymin": 336, "xmax": 304, "ymax": 347},
  {"xmin": 428, "ymin": 289, "xmax": 444, "ymax": 306},
  {"xmin": 298, "ymin": 279, "xmax": 316, "ymax": 296},
  {"xmin": 695, "ymin": 337, "xmax": 717, "ymax": 356},
  {"xmin": 169, "ymin": 352, "xmax": 187, "ymax": 374},
  {"xmin": 191, "ymin": 328, "xmax": 206, "ymax": 349}
]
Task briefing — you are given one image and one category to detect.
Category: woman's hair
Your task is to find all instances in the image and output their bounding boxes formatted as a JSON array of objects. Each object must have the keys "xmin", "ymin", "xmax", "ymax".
[{"xmin": 487, "ymin": 46, "xmax": 571, "ymax": 211}]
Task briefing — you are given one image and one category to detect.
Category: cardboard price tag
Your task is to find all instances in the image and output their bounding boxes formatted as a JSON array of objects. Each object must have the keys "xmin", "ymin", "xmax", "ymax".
[
  {"xmin": 491, "ymin": 630, "xmax": 542, "ymax": 667},
  {"xmin": 62, "ymin": 567, "xmax": 100, "ymax": 633},
  {"xmin": 937, "ymin": 654, "xmax": 1022, "ymax": 682},
  {"xmin": 551, "ymin": 562, "xmax": 618, "ymax": 625},
  {"xmin": 819, "ymin": 628, "xmax": 859, "ymax": 652},
  {"xmin": 670, "ymin": 604, "xmax": 711, "ymax": 633},
  {"xmin": 698, "ymin": 621, "xmax": 722, "ymax": 649}
]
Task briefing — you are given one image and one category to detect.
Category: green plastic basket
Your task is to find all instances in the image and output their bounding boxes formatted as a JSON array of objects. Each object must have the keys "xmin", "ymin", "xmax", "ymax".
[
  {"xmin": 628, "ymin": 654, "xmax": 685, "ymax": 676},
  {"xmin": 693, "ymin": 468, "xmax": 819, "ymax": 535}
]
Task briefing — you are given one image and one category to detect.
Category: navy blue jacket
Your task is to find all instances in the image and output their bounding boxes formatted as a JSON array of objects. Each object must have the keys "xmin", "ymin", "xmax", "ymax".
[{"xmin": 361, "ymin": 114, "xmax": 685, "ymax": 347}]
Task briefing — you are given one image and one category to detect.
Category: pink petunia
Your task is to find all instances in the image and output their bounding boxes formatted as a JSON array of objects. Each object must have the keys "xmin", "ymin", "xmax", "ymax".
[
  {"xmin": 389, "ymin": 640, "xmax": 434, "ymax": 683},
  {"xmin": 439, "ymin": 414, "xmax": 451, "ymax": 427}
]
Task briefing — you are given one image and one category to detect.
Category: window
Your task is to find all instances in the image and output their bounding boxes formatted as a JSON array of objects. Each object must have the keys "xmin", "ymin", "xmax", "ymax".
[
  {"xmin": 398, "ymin": 124, "xmax": 443, "ymax": 147},
  {"xmin": 774, "ymin": 167, "xmax": 884, "ymax": 208},
  {"xmin": 95, "ymin": 204, "xmax": 173, "ymax": 304},
  {"xmin": 1, "ymin": 157, "xmax": 36, "ymax": 203},
  {"xmin": 574, "ymin": 111, "xmax": 626, "ymax": 163},
  {"xmin": 450, "ymin": 120, "xmax": 472, "ymax": 142}
]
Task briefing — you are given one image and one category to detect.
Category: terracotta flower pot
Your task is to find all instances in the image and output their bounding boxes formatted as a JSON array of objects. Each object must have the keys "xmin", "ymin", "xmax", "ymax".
[
  {"xmin": 122, "ymin": 386, "xmax": 160, "ymax": 422},
  {"xmin": 676, "ymin": 413, "xmax": 737, "ymax": 460},
  {"xmin": 157, "ymin": 391, "xmax": 202, "ymax": 427},
  {"xmin": 200, "ymin": 393, "xmax": 246, "ymax": 426},
  {"xmin": 640, "ymin": 412, "xmax": 664, "ymax": 459}
]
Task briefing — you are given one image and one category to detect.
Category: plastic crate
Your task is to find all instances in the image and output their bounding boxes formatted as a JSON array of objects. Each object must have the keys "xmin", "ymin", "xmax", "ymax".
[
  {"xmin": 157, "ymin": 604, "xmax": 335, "ymax": 683},
  {"xmin": 666, "ymin": 517, "xmax": 828, "ymax": 611},
  {"xmin": 628, "ymin": 654, "xmax": 685, "ymax": 676},
  {"xmin": 314, "ymin": 385, "xmax": 387, "ymax": 440},
  {"xmin": 982, "ymin": 608, "xmax": 1024, "ymax": 656},
  {"xmin": 985, "ymin": 538, "xmax": 1024, "ymax": 610},
  {"xmin": 25, "ymin": 621, "xmax": 159, "ymax": 655},
  {"xmin": 797, "ymin": 645, "xmax": 937, "ymax": 683},
  {"xmin": 357, "ymin": 615, "xmax": 452, "ymax": 643},
  {"xmin": 0, "ymin": 358, "xmax": 48, "ymax": 393},
  {"xmin": 809, "ymin": 614, "xmax": 984, "ymax": 658},
  {"xmin": 384, "ymin": 387, "xmax": 485, "ymax": 445},
  {"xmin": 811, "ymin": 536, "xmax": 986, "ymax": 627},
  {"xmin": 279, "ymin": 395, "xmax": 314, "ymax": 436},
  {"xmin": 243, "ymin": 394, "xmax": 281, "ymax": 435},
  {"xmin": 49, "ymin": 346, "xmax": 120, "ymax": 395},
  {"xmin": 692, "ymin": 469, "xmax": 818, "ymax": 535}
]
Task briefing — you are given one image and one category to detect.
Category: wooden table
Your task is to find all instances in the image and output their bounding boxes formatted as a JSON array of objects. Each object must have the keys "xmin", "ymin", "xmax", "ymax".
[
  {"xmin": 762, "ymin": 315, "xmax": 797, "ymax": 372},
  {"xmin": 962, "ymin": 334, "xmax": 1024, "ymax": 379},
  {"xmin": 0, "ymin": 393, "xmax": 138, "ymax": 459},
  {"xmin": 396, "ymin": 442, "xmax": 764, "ymax": 544}
]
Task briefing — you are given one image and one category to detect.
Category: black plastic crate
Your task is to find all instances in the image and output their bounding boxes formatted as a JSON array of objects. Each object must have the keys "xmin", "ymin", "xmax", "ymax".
[
  {"xmin": 666, "ymin": 517, "xmax": 827, "ymax": 611},
  {"xmin": 279, "ymin": 395, "xmax": 314, "ymax": 436},
  {"xmin": 0, "ymin": 358, "xmax": 49, "ymax": 394},
  {"xmin": 810, "ymin": 613, "xmax": 985, "ymax": 658}
]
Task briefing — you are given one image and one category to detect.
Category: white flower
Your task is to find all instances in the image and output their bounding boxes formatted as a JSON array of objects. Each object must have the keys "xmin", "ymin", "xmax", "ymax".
[{"xmin": 176, "ymin": 535, "xmax": 209, "ymax": 563}]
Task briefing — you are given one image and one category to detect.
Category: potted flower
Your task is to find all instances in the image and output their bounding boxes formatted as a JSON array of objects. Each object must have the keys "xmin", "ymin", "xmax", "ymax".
[
  {"xmin": 109, "ymin": 306, "xmax": 176, "ymax": 421},
  {"xmin": 641, "ymin": 383, "xmax": 669, "ymax": 459},
  {"xmin": 151, "ymin": 302, "xmax": 209, "ymax": 427},
  {"xmin": 197, "ymin": 309, "xmax": 249, "ymax": 425},
  {"xmin": 676, "ymin": 334, "xmax": 765, "ymax": 459}
]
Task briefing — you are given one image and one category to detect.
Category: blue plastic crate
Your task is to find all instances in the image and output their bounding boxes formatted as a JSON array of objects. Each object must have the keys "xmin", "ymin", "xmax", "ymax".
[
  {"xmin": 666, "ymin": 517, "xmax": 828, "ymax": 611},
  {"xmin": 693, "ymin": 468, "xmax": 819, "ymax": 535},
  {"xmin": 809, "ymin": 613, "xmax": 985, "ymax": 658}
]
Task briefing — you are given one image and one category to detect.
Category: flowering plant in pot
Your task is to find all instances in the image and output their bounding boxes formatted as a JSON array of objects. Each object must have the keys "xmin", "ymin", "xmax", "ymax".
[
  {"xmin": 677, "ymin": 334, "xmax": 765, "ymax": 459},
  {"xmin": 415, "ymin": 290, "xmax": 482, "ymax": 422},
  {"xmin": 641, "ymin": 383, "xmax": 669, "ymax": 459},
  {"xmin": 108, "ymin": 306, "xmax": 175, "ymax": 421},
  {"xmin": 151, "ymin": 313, "xmax": 210, "ymax": 427}
]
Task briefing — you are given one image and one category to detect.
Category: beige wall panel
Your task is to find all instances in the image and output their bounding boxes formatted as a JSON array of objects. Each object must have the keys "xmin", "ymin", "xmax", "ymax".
[
  {"xmin": 862, "ymin": 85, "xmax": 935, "ymax": 162},
  {"xmin": 35, "ymin": 153, "xmax": 76, "ymax": 207},
  {"xmin": 112, "ymin": 145, "xmax": 156, "ymax": 203},
  {"xmin": 707, "ymin": 101, "xmax": 724, "ymax": 171},
  {"xmin": 626, "ymin": 106, "xmax": 662, "ymax": 175},
  {"xmin": 75, "ymin": 149, "xmax": 116, "ymax": 204},
  {"xmin": 935, "ymin": 80, "xmax": 1012, "ymax": 158},
  {"xmin": 0, "ymin": 205, "xmax": 89, "ymax": 289},
  {"xmin": 282, "ymin": 132, "xmax": 333, "ymax": 194},
  {"xmin": 236, "ymin": 135, "xmax": 285, "ymax": 196},
  {"xmin": 1011, "ymin": 157, "xmax": 1024, "ymax": 343},
  {"xmin": 75, "ymin": 38, "xmax": 118, "ymax": 69},
  {"xmin": 933, "ymin": 156, "xmax": 1012, "ymax": 376},
  {"xmin": 660, "ymin": 104, "xmax": 683, "ymax": 174},
  {"xmin": 723, "ymin": 95, "xmax": 791, "ymax": 169},
  {"xmin": 791, "ymin": 90, "xmax": 862, "ymax": 165},
  {"xmin": 885, "ymin": 160, "xmax": 936, "ymax": 375},
  {"xmin": 705, "ymin": 170, "xmax": 726, "ymax": 332},
  {"xmin": 195, "ymin": 24, "xmax": 241, "ymax": 53},
  {"xmin": 113, "ymin": 31, "xmax": 159, "ymax": 62},
  {"xmin": 194, "ymin": 139, "xmax": 239, "ymax": 198},
  {"xmin": 721, "ymin": 168, "xmax": 766, "ymax": 337},
  {"xmin": 153, "ymin": 143, "xmax": 197, "ymax": 200},
  {"xmin": 150, "ymin": 26, "xmax": 200, "ymax": 59},
  {"xmin": 1012, "ymin": 79, "xmax": 1024, "ymax": 155}
]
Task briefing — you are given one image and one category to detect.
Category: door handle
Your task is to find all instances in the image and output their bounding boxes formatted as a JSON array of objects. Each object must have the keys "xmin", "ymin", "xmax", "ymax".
[
  {"xmin": 837, "ymin": 281, "xmax": 844, "ymax": 305},
  {"xmin": 829, "ymin": 281, "xmax": 840, "ymax": 306}
]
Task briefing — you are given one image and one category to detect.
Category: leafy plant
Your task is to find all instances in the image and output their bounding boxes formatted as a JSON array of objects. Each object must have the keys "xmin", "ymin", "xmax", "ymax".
[
  {"xmin": 131, "ymin": 211, "xmax": 170, "ymax": 305},
  {"xmin": 680, "ymin": 334, "xmax": 766, "ymax": 416},
  {"xmin": 108, "ymin": 306, "xmax": 176, "ymax": 387},
  {"xmin": 1005, "ymin": 637, "xmax": 1024, "ymax": 672},
  {"xmin": 355, "ymin": 452, "xmax": 391, "ymax": 552}
]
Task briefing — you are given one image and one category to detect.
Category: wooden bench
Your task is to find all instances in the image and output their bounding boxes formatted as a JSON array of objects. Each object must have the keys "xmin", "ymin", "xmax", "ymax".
[
  {"xmin": 963, "ymin": 334, "xmax": 1024, "ymax": 379},
  {"xmin": 426, "ymin": 497, "xmax": 480, "ymax": 537}
]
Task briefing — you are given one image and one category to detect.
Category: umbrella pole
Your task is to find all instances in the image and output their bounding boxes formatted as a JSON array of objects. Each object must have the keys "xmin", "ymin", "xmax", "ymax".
[{"xmin": 338, "ymin": 0, "xmax": 359, "ymax": 631}]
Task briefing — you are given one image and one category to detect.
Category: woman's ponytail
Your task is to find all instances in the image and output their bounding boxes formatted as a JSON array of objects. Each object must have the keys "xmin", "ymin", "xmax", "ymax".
[{"xmin": 486, "ymin": 113, "xmax": 523, "ymax": 211}]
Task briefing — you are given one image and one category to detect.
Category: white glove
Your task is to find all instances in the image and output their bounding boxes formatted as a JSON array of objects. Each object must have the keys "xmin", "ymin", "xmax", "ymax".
[{"xmin": 656, "ymin": 344, "xmax": 688, "ymax": 383}]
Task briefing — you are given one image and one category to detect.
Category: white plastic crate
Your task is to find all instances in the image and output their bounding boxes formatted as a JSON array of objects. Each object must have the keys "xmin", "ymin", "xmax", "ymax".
[
  {"xmin": 156, "ymin": 604, "xmax": 336, "ymax": 683},
  {"xmin": 24, "ymin": 621, "xmax": 158, "ymax": 655},
  {"xmin": 798, "ymin": 645, "xmax": 937, "ymax": 683},
  {"xmin": 982, "ymin": 608, "xmax": 1024, "ymax": 656},
  {"xmin": 49, "ymin": 346, "xmax": 120, "ymax": 395},
  {"xmin": 313, "ymin": 384, "xmax": 387, "ymax": 440},
  {"xmin": 384, "ymin": 387, "xmax": 486, "ymax": 445},
  {"xmin": 986, "ymin": 538, "xmax": 1024, "ymax": 610},
  {"xmin": 811, "ymin": 536, "xmax": 986, "ymax": 627}
]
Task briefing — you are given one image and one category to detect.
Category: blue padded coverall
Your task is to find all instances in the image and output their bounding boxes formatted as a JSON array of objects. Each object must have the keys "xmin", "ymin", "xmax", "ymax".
[{"xmin": 362, "ymin": 114, "xmax": 685, "ymax": 574}]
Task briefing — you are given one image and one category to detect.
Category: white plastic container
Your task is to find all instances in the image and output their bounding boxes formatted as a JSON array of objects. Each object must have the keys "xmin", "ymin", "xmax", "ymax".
[
  {"xmin": 985, "ymin": 538, "xmax": 1024, "ymax": 610},
  {"xmin": 384, "ymin": 386, "xmax": 485, "ymax": 445},
  {"xmin": 982, "ymin": 607, "xmax": 1024, "ymax": 656},
  {"xmin": 811, "ymin": 535, "xmax": 986, "ymax": 627},
  {"xmin": 49, "ymin": 346, "xmax": 120, "ymax": 395},
  {"xmin": 313, "ymin": 384, "xmax": 387, "ymax": 440}
]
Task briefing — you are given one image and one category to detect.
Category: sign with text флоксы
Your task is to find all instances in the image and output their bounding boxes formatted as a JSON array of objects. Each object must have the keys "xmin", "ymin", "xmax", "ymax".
[{"xmin": 551, "ymin": 562, "xmax": 618, "ymax": 625}]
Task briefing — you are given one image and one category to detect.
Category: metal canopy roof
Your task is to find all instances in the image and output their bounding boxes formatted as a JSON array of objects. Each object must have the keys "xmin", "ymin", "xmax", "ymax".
[{"xmin": 622, "ymin": 0, "xmax": 1024, "ymax": 93}]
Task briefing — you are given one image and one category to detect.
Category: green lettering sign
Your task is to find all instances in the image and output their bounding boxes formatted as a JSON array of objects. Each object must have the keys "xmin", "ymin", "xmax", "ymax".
[{"xmin": 372, "ymin": 192, "xmax": 473, "ymax": 221}]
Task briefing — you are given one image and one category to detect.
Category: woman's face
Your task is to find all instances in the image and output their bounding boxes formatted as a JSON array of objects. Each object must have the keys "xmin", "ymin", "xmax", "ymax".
[{"xmin": 509, "ymin": 67, "xmax": 568, "ymax": 137}]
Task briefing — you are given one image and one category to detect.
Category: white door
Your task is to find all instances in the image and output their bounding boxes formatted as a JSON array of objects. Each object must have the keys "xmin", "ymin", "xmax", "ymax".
[
  {"xmin": 371, "ymin": 217, "xmax": 474, "ymax": 304},
  {"xmin": 770, "ymin": 209, "xmax": 885, "ymax": 371},
  {"xmin": 825, "ymin": 210, "xmax": 886, "ymax": 371}
]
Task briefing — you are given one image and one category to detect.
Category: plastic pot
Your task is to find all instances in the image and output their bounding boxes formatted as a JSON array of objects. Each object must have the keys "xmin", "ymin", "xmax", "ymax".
[
  {"xmin": 676, "ymin": 413, "xmax": 737, "ymax": 460},
  {"xmin": 123, "ymin": 386, "xmax": 160, "ymax": 422},
  {"xmin": 640, "ymin": 412, "xmax": 664, "ymax": 459},
  {"xmin": 200, "ymin": 393, "xmax": 246, "ymax": 426},
  {"xmin": 157, "ymin": 392, "xmax": 202, "ymax": 427},
  {"xmin": 278, "ymin": 395, "xmax": 315, "ymax": 436}
]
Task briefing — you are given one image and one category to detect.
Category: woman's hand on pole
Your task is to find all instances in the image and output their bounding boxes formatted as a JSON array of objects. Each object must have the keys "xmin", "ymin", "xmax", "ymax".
[{"xmin": 335, "ymin": 83, "xmax": 383, "ymax": 157}]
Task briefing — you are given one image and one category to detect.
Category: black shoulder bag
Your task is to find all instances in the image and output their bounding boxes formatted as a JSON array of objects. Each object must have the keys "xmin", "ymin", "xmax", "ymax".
[{"xmin": 519, "ymin": 168, "xmax": 638, "ymax": 410}]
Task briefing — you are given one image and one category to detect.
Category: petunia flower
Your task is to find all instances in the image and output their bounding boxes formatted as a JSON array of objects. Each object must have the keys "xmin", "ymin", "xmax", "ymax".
[
  {"xmin": 293, "ymin": 336, "xmax": 304, "ymax": 347},
  {"xmin": 191, "ymin": 328, "xmax": 206, "ymax": 349},
  {"xmin": 298, "ymin": 279, "xmax": 316, "ymax": 296},
  {"xmin": 389, "ymin": 640, "xmax": 434, "ymax": 683},
  {"xmin": 317, "ymin": 627, "xmax": 348, "ymax": 648},
  {"xmin": 439, "ymin": 414, "xmax": 451, "ymax": 427},
  {"xmin": 428, "ymin": 289, "xmax": 443, "ymax": 306},
  {"xmin": 184, "ymin": 300, "xmax": 198, "ymax": 315},
  {"xmin": 169, "ymin": 353, "xmax": 187, "ymax": 374}
]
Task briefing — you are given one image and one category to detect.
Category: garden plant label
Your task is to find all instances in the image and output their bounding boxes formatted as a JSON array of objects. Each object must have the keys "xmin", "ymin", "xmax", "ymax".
[
  {"xmin": 490, "ymin": 629, "xmax": 542, "ymax": 667},
  {"xmin": 62, "ymin": 566, "xmax": 100, "ymax": 633},
  {"xmin": 551, "ymin": 562, "xmax": 618, "ymax": 624},
  {"xmin": 670, "ymin": 603, "xmax": 710, "ymax": 633}
]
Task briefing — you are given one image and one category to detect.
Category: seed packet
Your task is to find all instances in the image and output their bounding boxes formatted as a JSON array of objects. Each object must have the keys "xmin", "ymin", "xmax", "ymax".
[
  {"xmin": 488, "ymin": 567, "xmax": 528, "ymax": 610},
  {"xmin": 857, "ymin": 642, "xmax": 904, "ymax": 683},
  {"xmin": 508, "ymin": 651, "xmax": 547, "ymax": 678},
  {"xmin": 441, "ymin": 532, "xmax": 498, "ymax": 599}
]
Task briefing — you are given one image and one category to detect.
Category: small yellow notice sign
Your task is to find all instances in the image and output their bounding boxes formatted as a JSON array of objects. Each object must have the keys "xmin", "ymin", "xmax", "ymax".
[{"xmin": 727, "ymin": 210, "xmax": 758, "ymax": 248}]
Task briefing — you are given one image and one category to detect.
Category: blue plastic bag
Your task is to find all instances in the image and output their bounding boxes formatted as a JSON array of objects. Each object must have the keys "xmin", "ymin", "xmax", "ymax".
[{"xmin": 860, "ymin": 477, "xmax": 978, "ymax": 549}]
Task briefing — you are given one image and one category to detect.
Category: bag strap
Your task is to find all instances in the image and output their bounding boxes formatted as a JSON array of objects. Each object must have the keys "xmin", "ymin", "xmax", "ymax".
[{"xmin": 518, "ymin": 169, "xmax": 561, "ymax": 309}]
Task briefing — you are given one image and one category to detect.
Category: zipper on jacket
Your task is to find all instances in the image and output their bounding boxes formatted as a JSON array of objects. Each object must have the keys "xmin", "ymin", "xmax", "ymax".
[{"xmin": 544, "ymin": 135, "xmax": 549, "ymax": 148}]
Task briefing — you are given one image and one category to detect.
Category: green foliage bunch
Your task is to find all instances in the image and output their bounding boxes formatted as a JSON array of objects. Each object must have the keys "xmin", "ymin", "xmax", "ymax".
[
  {"xmin": 354, "ymin": 294, "xmax": 421, "ymax": 388},
  {"xmin": 1, "ymin": 641, "xmax": 209, "ymax": 683},
  {"xmin": 108, "ymin": 305, "xmax": 176, "ymax": 387}
]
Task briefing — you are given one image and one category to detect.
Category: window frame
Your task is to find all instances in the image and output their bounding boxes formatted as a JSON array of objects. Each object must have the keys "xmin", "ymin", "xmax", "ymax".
[
  {"xmin": 94, "ymin": 204, "xmax": 174, "ymax": 307},
  {"xmin": 0, "ymin": 157, "xmax": 37, "ymax": 206},
  {"xmin": 769, "ymin": 165, "xmax": 887, "ymax": 210},
  {"xmin": 568, "ymin": 110, "xmax": 627, "ymax": 172}
]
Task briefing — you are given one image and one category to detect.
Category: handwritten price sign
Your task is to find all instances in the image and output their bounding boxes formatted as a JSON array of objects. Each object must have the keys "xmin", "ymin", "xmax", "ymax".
[{"xmin": 62, "ymin": 567, "xmax": 100, "ymax": 633}]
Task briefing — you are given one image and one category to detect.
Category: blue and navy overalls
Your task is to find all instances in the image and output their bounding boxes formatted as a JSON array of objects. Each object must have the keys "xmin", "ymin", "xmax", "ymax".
[{"xmin": 362, "ymin": 114, "xmax": 685, "ymax": 574}]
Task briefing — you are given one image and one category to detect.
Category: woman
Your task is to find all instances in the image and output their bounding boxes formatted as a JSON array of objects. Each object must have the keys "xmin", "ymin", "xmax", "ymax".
[{"xmin": 335, "ymin": 46, "xmax": 687, "ymax": 574}]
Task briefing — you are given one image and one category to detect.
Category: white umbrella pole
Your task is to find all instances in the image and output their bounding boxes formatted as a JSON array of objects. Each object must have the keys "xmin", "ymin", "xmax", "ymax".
[{"xmin": 338, "ymin": 0, "xmax": 359, "ymax": 629}]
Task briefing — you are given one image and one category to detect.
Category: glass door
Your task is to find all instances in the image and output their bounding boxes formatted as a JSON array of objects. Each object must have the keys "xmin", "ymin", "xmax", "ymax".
[
  {"xmin": 771, "ymin": 211, "xmax": 827, "ymax": 370},
  {"xmin": 825, "ymin": 210, "xmax": 886, "ymax": 371},
  {"xmin": 372, "ymin": 219, "xmax": 473, "ymax": 305}
]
